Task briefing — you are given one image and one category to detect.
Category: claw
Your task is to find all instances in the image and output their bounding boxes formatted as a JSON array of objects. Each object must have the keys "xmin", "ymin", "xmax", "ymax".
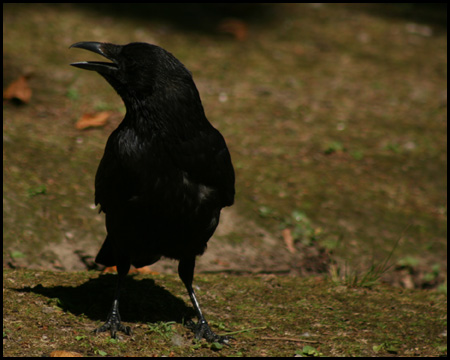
[
  {"xmin": 94, "ymin": 304, "xmax": 132, "ymax": 338},
  {"xmin": 95, "ymin": 320, "xmax": 132, "ymax": 338},
  {"xmin": 187, "ymin": 319, "xmax": 232, "ymax": 344}
]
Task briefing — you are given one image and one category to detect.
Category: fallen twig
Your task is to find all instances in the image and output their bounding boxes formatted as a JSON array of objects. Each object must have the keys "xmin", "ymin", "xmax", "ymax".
[
  {"xmin": 261, "ymin": 336, "xmax": 319, "ymax": 343},
  {"xmin": 220, "ymin": 326, "xmax": 267, "ymax": 336}
]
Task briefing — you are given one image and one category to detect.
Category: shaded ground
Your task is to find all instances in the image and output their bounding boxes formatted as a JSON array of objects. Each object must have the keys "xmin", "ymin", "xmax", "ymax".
[{"xmin": 3, "ymin": 268, "xmax": 447, "ymax": 357}]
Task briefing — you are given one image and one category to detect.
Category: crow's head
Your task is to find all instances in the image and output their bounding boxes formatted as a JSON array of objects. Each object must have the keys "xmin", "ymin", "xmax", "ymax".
[{"xmin": 70, "ymin": 42, "xmax": 194, "ymax": 103}]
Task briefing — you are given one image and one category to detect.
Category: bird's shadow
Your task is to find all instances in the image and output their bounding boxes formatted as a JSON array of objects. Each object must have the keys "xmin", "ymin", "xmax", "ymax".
[{"xmin": 15, "ymin": 274, "xmax": 196, "ymax": 327}]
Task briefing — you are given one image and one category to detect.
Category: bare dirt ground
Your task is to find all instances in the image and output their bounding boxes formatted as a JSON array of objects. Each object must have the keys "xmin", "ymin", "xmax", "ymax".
[
  {"xmin": 7, "ymin": 207, "xmax": 331, "ymax": 278},
  {"xmin": 4, "ymin": 3, "xmax": 446, "ymax": 292}
]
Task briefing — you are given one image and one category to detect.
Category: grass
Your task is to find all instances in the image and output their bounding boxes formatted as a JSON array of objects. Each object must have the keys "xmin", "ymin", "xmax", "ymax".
[
  {"xmin": 146, "ymin": 321, "xmax": 177, "ymax": 339},
  {"xmin": 329, "ymin": 226, "xmax": 405, "ymax": 288},
  {"xmin": 3, "ymin": 268, "xmax": 447, "ymax": 357}
]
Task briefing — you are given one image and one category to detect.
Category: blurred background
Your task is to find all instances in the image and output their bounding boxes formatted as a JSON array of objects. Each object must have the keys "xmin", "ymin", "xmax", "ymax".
[{"xmin": 3, "ymin": 4, "xmax": 447, "ymax": 291}]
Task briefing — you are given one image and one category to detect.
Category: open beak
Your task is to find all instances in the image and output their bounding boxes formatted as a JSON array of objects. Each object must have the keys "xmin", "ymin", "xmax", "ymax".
[{"xmin": 70, "ymin": 41, "xmax": 118, "ymax": 73}]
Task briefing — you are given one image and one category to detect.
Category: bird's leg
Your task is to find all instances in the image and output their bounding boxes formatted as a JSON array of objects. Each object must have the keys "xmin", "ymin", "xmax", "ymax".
[
  {"xmin": 94, "ymin": 264, "xmax": 132, "ymax": 338},
  {"xmin": 178, "ymin": 258, "xmax": 231, "ymax": 344}
]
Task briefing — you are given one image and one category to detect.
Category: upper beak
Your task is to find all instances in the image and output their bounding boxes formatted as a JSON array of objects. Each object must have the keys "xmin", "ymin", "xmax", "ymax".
[{"xmin": 70, "ymin": 41, "xmax": 118, "ymax": 72}]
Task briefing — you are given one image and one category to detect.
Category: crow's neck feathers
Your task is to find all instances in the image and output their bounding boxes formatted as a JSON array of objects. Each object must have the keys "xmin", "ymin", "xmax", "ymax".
[{"xmin": 116, "ymin": 77, "xmax": 211, "ymax": 138}]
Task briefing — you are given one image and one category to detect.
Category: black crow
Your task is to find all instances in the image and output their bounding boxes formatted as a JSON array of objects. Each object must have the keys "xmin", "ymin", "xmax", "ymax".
[{"xmin": 70, "ymin": 41, "xmax": 235, "ymax": 343}]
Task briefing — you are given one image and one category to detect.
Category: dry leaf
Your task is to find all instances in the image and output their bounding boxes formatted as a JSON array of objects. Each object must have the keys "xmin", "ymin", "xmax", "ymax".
[
  {"xmin": 3, "ymin": 75, "xmax": 32, "ymax": 103},
  {"xmin": 218, "ymin": 18, "xmax": 248, "ymax": 41},
  {"xmin": 102, "ymin": 265, "xmax": 158, "ymax": 275},
  {"xmin": 75, "ymin": 111, "xmax": 111, "ymax": 130},
  {"xmin": 134, "ymin": 266, "xmax": 159, "ymax": 275},
  {"xmin": 213, "ymin": 259, "xmax": 231, "ymax": 267},
  {"xmin": 50, "ymin": 350, "xmax": 83, "ymax": 357},
  {"xmin": 102, "ymin": 266, "xmax": 117, "ymax": 273},
  {"xmin": 282, "ymin": 228, "xmax": 296, "ymax": 254}
]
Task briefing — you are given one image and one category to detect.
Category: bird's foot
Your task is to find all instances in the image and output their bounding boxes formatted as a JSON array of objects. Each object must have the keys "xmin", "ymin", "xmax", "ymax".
[
  {"xmin": 186, "ymin": 319, "xmax": 233, "ymax": 344},
  {"xmin": 94, "ymin": 314, "xmax": 132, "ymax": 339}
]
